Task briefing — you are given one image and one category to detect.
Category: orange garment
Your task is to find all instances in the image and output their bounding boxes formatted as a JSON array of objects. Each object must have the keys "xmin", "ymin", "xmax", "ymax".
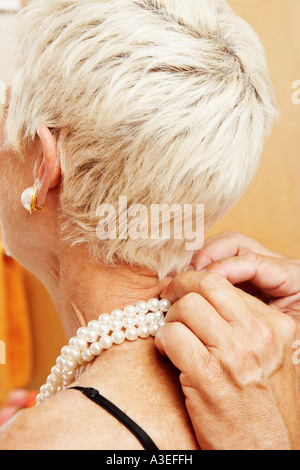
[{"xmin": 0, "ymin": 244, "xmax": 32, "ymax": 405}]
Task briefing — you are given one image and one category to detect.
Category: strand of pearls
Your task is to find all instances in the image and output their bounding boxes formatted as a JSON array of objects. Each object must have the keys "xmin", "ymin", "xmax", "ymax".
[{"xmin": 36, "ymin": 298, "xmax": 171, "ymax": 405}]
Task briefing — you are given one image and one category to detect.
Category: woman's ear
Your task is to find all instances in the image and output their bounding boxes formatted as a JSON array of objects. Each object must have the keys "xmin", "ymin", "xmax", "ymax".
[{"xmin": 34, "ymin": 125, "xmax": 61, "ymax": 207}]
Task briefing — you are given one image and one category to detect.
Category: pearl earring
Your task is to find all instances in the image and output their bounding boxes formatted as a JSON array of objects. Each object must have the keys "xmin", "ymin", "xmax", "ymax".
[{"xmin": 21, "ymin": 184, "xmax": 44, "ymax": 214}]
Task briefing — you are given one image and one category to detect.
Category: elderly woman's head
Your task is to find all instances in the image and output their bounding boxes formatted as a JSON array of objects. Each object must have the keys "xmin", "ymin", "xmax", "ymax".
[{"xmin": 0, "ymin": 0, "xmax": 277, "ymax": 279}]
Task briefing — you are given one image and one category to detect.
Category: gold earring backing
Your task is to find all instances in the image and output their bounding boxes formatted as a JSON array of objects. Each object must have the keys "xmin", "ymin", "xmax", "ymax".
[
  {"xmin": 21, "ymin": 184, "xmax": 45, "ymax": 214},
  {"xmin": 30, "ymin": 184, "xmax": 44, "ymax": 214}
]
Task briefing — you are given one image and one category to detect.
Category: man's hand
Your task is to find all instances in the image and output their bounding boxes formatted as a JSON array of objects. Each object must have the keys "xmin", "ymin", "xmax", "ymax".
[{"xmin": 156, "ymin": 270, "xmax": 300, "ymax": 450}]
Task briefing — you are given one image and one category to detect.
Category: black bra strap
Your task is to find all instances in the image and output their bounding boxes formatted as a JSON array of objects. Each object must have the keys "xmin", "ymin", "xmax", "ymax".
[{"xmin": 68, "ymin": 386, "xmax": 159, "ymax": 451}]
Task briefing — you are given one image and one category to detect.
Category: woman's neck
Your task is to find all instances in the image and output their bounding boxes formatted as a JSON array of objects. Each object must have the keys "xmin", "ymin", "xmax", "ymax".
[
  {"xmin": 45, "ymin": 243, "xmax": 172, "ymax": 339},
  {"xmin": 45, "ymin": 242, "xmax": 179, "ymax": 400}
]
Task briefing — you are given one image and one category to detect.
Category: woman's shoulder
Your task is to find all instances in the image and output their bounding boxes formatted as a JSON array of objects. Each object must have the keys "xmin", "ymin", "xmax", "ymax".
[
  {"xmin": 0, "ymin": 405, "xmax": 45, "ymax": 450},
  {"xmin": 0, "ymin": 385, "xmax": 200, "ymax": 450},
  {"xmin": 0, "ymin": 389, "xmax": 145, "ymax": 450},
  {"xmin": 0, "ymin": 395, "xmax": 65, "ymax": 450}
]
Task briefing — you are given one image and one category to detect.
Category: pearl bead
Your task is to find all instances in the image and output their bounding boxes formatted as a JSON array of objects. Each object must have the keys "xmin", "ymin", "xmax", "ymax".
[
  {"xmin": 81, "ymin": 349, "xmax": 95, "ymax": 362},
  {"xmin": 51, "ymin": 365, "xmax": 62, "ymax": 378},
  {"xmin": 85, "ymin": 328, "xmax": 99, "ymax": 343},
  {"xmin": 88, "ymin": 320, "xmax": 100, "ymax": 330},
  {"xmin": 68, "ymin": 347, "xmax": 81, "ymax": 362},
  {"xmin": 109, "ymin": 319, "xmax": 123, "ymax": 331},
  {"xmin": 21, "ymin": 186, "xmax": 35, "ymax": 212},
  {"xmin": 61, "ymin": 346, "xmax": 72, "ymax": 357},
  {"xmin": 125, "ymin": 327, "xmax": 138, "ymax": 341},
  {"xmin": 146, "ymin": 313, "xmax": 156, "ymax": 324},
  {"xmin": 124, "ymin": 305, "xmax": 137, "ymax": 317},
  {"xmin": 56, "ymin": 356, "xmax": 64, "ymax": 368},
  {"xmin": 159, "ymin": 299, "xmax": 171, "ymax": 312},
  {"xmin": 36, "ymin": 394, "xmax": 43, "ymax": 405},
  {"xmin": 77, "ymin": 327, "xmax": 88, "ymax": 338},
  {"xmin": 73, "ymin": 337, "xmax": 88, "ymax": 351},
  {"xmin": 69, "ymin": 337, "xmax": 78, "ymax": 347},
  {"xmin": 136, "ymin": 301, "xmax": 149, "ymax": 314},
  {"xmin": 149, "ymin": 323, "xmax": 160, "ymax": 336},
  {"xmin": 40, "ymin": 384, "xmax": 48, "ymax": 394},
  {"xmin": 111, "ymin": 309, "xmax": 124, "ymax": 320},
  {"xmin": 63, "ymin": 369, "xmax": 76, "ymax": 379},
  {"xmin": 111, "ymin": 330, "xmax": 125, "ymax": 345},
  {"xmin": 148, "ymin": 298, "xmax": 160, "ymax": 312},
  {"xmin": 98, "ymin": 313, "xmax": 111, "ymax": 324},
  {"xmin": 46, "ymin": 374, "xmax": 60, "ymax": 387},
  {"xmin": 138, "ymin": 324, "xmax": 150, "ymax": 339},
  {"xmin": 99, "ymin": 335, "xmax": 113, "ymax": 350},
  {"xmin": 154, "ymin": 310, "xmax": 164, "ymax": 321},
  {"xmin": 41, "ymin": 391, "xmax": 52, "ymax": 400},
  {"xmin": 63, "ymin": 358, "xmax": 76, "ymax": 372},
  {"xmin": 97, "ymin": 323, "xmax": 110, "ymax": 336},
  {"xmin": 44, "ymin": 384, "xmax": 56, "ymax": 396},
  {"xmin": 135, "ymin": 314, "xmax": 147, "ymax": 326},
  {"xmin": 122, "ymin": 316, "xmax": 135, "ymax": 329},
  {"xmin": 90, "ymin": 342, "xmax": 103, "ymax": 356}
]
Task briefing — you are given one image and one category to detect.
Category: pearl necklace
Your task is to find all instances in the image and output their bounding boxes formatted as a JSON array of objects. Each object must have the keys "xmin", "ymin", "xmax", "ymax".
[{"xmin": 36, "ymin": 298, "xmax": 171, "ymax": 405}]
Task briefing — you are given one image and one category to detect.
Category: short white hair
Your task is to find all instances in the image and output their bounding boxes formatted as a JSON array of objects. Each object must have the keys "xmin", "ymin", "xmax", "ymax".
[{"xmin": 6, "ymin": 0, "xmax": 277, "ymax": 278}]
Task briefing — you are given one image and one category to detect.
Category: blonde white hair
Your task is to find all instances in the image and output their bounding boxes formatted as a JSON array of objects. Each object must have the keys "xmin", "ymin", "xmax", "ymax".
[{"xmin": 6, "ymin": 0, "xmax": 277, "ymax": 278}]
